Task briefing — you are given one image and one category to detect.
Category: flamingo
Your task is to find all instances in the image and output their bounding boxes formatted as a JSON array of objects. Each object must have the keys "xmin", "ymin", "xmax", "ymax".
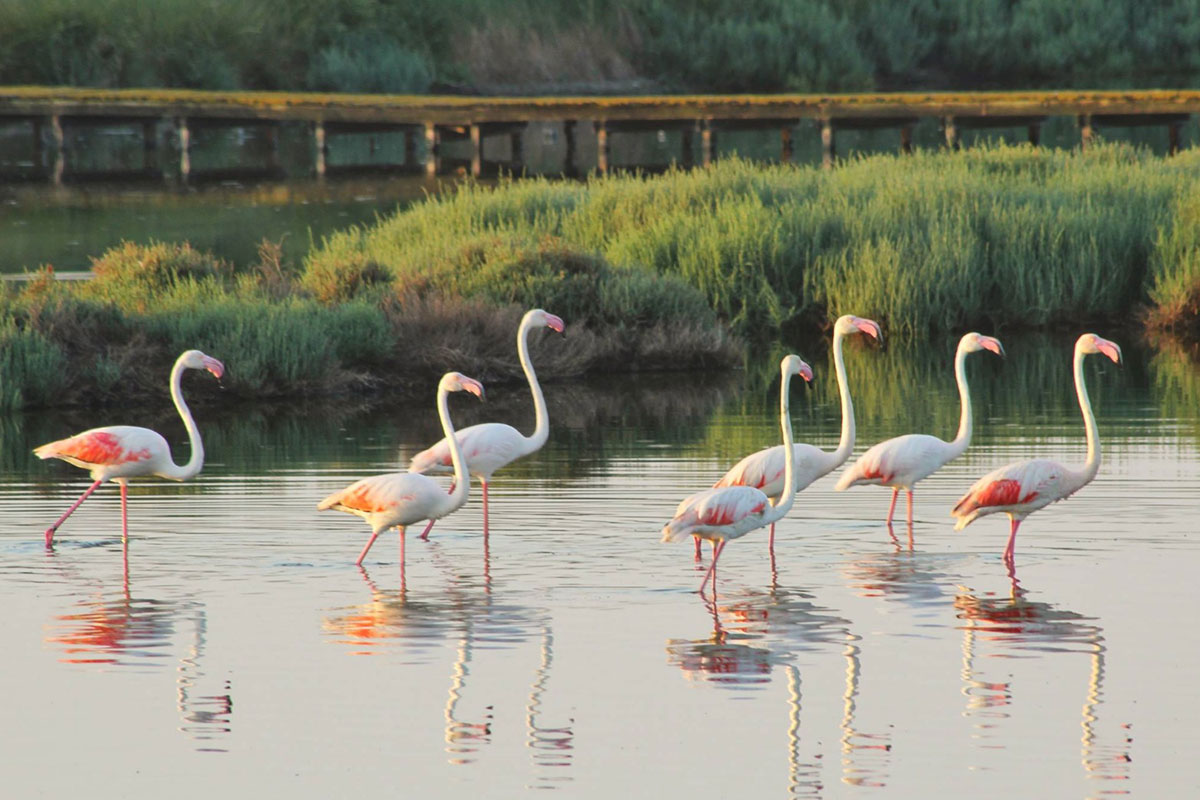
[
  {"xmin": 35, "ymin": 349, "xmax": 225, "ymax": 547},
  {"xmin": 662, "ymin": 355, "xmax": 813, "ymax": 593},
  {"xmin": 834, "ymin": 331, "xmax": 1004, "ymax": 526},
  {"xmin": 951, "ymin": 333, "xmax": 1121, "ymax": 563},
  {"xmin": 319, "ymin": 372, "xmax": 484, "ymax": 566},
  {"xmin": 713, "ymin": 314, "xmax": 882, "ymax": 554},
  {"xmin": 408, "ymin": 308, "xmax": 565, "ymax": 540}
]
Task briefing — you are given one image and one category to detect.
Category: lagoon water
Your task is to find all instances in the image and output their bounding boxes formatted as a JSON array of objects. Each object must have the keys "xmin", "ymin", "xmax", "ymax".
[{"xmin": 1, "ymin": 333, "xmax": 1197, "ymax": 798}]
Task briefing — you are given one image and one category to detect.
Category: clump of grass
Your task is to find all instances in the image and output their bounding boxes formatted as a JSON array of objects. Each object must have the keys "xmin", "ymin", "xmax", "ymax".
[{"xmin": 1147, "ymin": 182, "xmax": 1200, "ymax": 338}]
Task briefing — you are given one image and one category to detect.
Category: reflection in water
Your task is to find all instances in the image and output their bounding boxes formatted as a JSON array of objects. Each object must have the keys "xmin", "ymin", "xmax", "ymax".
[
  {"xmin": 525, "ymin": 626, "xmax": 574, "ymax": 789},
  {"xmin": 44, "ymin": 545, "xmax": 233, "ymax": 751},
  {"xmin": 956, "ymin": 567, "xmax": 1132, "ymax": 794},
  {"xmin": 667, "ymin": 585, "xmax": 894, "ymax": 794}
]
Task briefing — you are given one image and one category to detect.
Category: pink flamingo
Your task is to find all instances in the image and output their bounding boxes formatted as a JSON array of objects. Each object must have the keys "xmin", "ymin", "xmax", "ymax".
[
  {"xmin": 408, "ymin": 309, "xmax": 564, "ymax": 540},
  {"xmin": 319, "ymin": 372, "xmax": 484, "ymax": 566},
  {"xmin": 952, "ymin": 334, "xmax": 1121, "ymax": 563},
  {"xmin": 835, "ymin": 332, "xmax": 1004, "ymax": 526},
  {"xmin": 713, "ymin": 314, "xmax": 881, "ymax": 554},
  {"xmin": 35, "ymin": 349, "xmax": 225, "ymax": 547},
  {"xmin": 662, "ymin": 355, "xmax": 813, "ymax": 593}
]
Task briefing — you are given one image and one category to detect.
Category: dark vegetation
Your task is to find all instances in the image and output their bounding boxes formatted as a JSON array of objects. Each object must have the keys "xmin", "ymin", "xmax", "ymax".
[{"xmin": 3, "ymin": 0, "xmax": 1200, "ymax": 95}]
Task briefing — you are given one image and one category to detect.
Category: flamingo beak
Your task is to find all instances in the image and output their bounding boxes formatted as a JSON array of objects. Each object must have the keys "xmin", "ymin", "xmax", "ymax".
[
  {"xmin": 1095, "ymin": 337, "xmax": 1122, "ymax": 364},
  {"xmin": 980, "ymin": 336, "xmax": 1005, "ymax": 358},
  {"xmin": 856, "ymin": 317, "xmax": 883, "ymax": 343},
  {"xmin": 203, "ymin": 356, "xmax": 226, "ymax": 379},
  {"xmin": 799, "ymin": 363, "xmax": 814, "ymax": 383},
  {"xmin": 546, "ymin": 314, "xmax": 566, "ymax": 336},
  {"xmin": 462, "ymin": 377, "xmax": 486, "ymax": 400}
]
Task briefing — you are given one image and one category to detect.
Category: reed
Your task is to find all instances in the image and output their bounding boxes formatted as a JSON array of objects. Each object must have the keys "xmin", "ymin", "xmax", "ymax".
[{"xmin": 308, "ymin": 143, "xmax": 1200, "ymax": 341}]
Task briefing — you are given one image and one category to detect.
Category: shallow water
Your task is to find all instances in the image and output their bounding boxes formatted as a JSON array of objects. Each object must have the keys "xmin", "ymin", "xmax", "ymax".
[{"xmin": 2, "ymin": 334, "xmax": 1198, "ymax": 798}]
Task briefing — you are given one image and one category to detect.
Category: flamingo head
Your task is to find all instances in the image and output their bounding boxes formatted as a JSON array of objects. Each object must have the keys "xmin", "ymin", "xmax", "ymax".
[
  {"xmin": 527, "ymin": 309, "xmax": 566, "ymax": 336},
  {"xmin": 443, "ymin": 372, "xmax": 486, "ymax": 400},
  {"xmin": 837, "ymin": 314, "xmax": 883, "ymax": 343},
  {"xmin": 781, "ymin": 354, "xmax": 814, "ymax": 384},
  {"xmin": 1079, "ymin": 333, "xmax": 1122, "ymax": 364},
  {"xmin": 961, "ymin": 332, "xmax": 1005, "ymax": 358},
  {"xmin": 180, "ymin": 349, "xmax": 225, "ymax": 379}
]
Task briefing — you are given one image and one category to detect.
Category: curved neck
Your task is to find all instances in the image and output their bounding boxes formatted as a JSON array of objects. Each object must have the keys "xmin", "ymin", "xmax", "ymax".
[
  {"xmin": 827, "ymin": 328, "xmax": 856, "ymax": 469},
  {"xmin": 766, "ymin": 369, "xmax": 798, "ymax": 523},
  {"xmin": 948, "ymin": 345, "xmax": 973, "ymax": 457},
  {"xmin": 1073, "ymin": 347, "xmax": 1102, "ymax": 484},
  {"xmin": 517, "ymin": 316, "xmax": 549, "ymax": 455},
  {"xmin": 161, "ymin": 358, "xmax": 204, "ymax": 481},
  {"xmin": 438, "ymin": 384, "xmax": 470, "ymax": 513}
]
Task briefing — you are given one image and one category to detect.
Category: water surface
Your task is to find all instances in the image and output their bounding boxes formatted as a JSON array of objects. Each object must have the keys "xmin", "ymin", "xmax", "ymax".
[{"xmin": 1, "ymin": 334, "xmax": 1198, "ymax": 797}]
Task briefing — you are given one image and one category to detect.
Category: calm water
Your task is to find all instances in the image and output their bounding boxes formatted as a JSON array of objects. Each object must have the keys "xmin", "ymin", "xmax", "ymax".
[{"xmin": 1, "ymin": 333, "xmax": 1198, "ymax": 798}]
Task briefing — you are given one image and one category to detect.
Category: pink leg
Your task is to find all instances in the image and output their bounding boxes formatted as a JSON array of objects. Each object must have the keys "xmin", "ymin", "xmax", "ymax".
[
  {"xmin": 356, "ymin": 529, "xmax": 382, "ymax": 566},
  {"xmin": 693, "ymin": 536, "xmax": 702, "ymax": 562},
  {"xmin": 906, "ymin": 490, "xmax": 914, "ymax": 527},
  {"xmin": 699, "ymin": 540, "xmax": 726, "ymax": 594},
  {"xmin": 45, "ymin": 479, "xmax": 103, "ymax": 547},
  {"xmin": 482, "ymin": 480, "xmax": 490, "ymax": 535},
  {"xmin": 120, "ymin": 480, "xmax": 129, "ymax": 542},
  {"xmin": 418, "ymin": 480, "xmax": 456, "ymax": 541},
  {"xmin": 885, "ymin": 488, "xmax": 899, "ymax": 525},
  {"xmin": 767, "ymin": 521, "xmax": 776, "ymax": 552},
  {"xmin": 398, "ymin": 526, "xmax": 407, "ymax": 592},
  {"xmin": 1003, "ymin": 517, "xmax": 1021, "ymax": 563}
]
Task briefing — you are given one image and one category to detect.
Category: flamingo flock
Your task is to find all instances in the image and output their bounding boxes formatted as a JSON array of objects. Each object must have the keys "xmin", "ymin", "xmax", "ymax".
[{"xmin": 31, "ymin": 310, "xmax": 1122, "ymax": 595}]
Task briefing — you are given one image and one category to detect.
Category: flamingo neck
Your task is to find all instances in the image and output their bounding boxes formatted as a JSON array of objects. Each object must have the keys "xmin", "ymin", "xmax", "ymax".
[
  {"xmin": 827, "ymin": 328, "xmax": 856, "ymax": 471},
  {"xmin": 517, "ymin": 314, "xmax": 549, "ymax": 456},
  {"xmin": 1073, "ymin": 345, "xmax": 1102, "ymax": 487},
  {"xmin": 948, "ymin": 344, "xmax": 973, "ymax": 458},
  {"xmin": 766, "ymin": 366, "xmax": 798, "ymax": 524},
  {"xmin": 438, "ymin": 383, "xmax": 471, "ymax": 514},
  {"xmin": 160, "ymin": 356, "xmax": 204, "ymax": 481}
]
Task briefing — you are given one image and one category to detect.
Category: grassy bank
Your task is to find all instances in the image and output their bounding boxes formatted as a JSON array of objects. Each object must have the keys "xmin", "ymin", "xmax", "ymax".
[
  {"xmin": 307, "ymin": 142, "xmax": 1200, "ymax": 341},
  {"xmin": 0, "ymin": 240, "xmax": 739, "ymax": 410},
  {"xmin": 3, "ymin": 0, "xmax": 1200, "ymax": 95}
]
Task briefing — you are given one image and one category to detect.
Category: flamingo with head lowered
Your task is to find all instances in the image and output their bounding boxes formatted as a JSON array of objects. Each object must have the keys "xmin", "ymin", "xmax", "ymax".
[
  {"xmin": 952, "ymin": 334, "xmax": 1121, "ymax": 564},
  {"xmin": 35, "ymin": 349, "xmax": 225, "ymax": 547},
  {"xmin": 408, "ymin": 308, "xmax": 564, "ymax": 540},
  {"xmin": 835, "ymin": 332, "xmax": 1004, "ymax": 526},
  {"xmin": 662, "ymin": 355, "xmax": 813, "ymax": 594},
  {"xmin": 319, "ymin": 372, "xmax": 485, "ymax": 567},
  {"xmin": 713, "ymin": 314, "xmax": 881, "ymax": 554}
]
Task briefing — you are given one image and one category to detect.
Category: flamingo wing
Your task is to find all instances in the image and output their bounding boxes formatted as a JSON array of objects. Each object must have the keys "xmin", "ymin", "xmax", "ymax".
[
  {"xmin": 662, "ymin": 485, "xmax": 769, "ymax": 542},
  {"xmin": 35, "ymin": 426, "xmax": 167, "ymax": 473},
  {"xmin": 716, "ymin": 443, "xmax": 830, "ymax": 496},
  {"xmin": 837, "ymin": 434, "xmax": 949, "ymax": 489},
  {"xmin": 952, "ymin": 459, "xmax": 1065, "ymax": 524},
  {"xmin": 319, "ymin": 472, "xmax": 445, "ymax": 526},
  {"xmin": 409, "ymin": 422, "xmax": 524, "ymax": 477}
]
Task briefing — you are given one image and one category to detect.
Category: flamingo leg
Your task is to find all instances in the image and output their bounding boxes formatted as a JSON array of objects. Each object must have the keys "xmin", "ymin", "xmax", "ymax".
[
  {"xmin": 482, "ymin": 480, "xmax": 490, "ymax": 535},
  {"xmin": 693, "ymin": 536, "xmax": 702, "ymax": 562},
  {"xmin": 699, "ymin": 540, "xmax": 726, "ymax": 594},
  {"xmin": 44, "ymin": 478, "xmax": 104, "ymax": 547},
  {"xmin": 119, "ymin": 480, "xmax": 129, "ymax": 543},
  {"xmin": 768, "ymin": 521, "xmax": 776, "ymax": 552},
  {"xmin": 906, "ymin": 490, "xmax": 914, "ymax": 527},
  {"xmin": 1003, "ymin": 517, "xmax": 1021, "ymax": 563},
  {"xmin": 418, "ymin": 480, "xmax": 456, "ymax": 541},
  {"xmin": 356, "ymin": 529, "xmax": 383, "ymax": 566},
  {"xmin": 398, "ymin": 526, "xmax": 407, "ymax": 592},
  {"xmin": 885, "ymin": 488, "xmax": 899, "ymax": 525}
]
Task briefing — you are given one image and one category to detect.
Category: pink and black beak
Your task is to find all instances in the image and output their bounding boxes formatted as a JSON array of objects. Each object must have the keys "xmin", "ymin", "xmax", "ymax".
[
  {"xmin": 1094, "ymin": 336, "xmax": 1122, "ymax": 364},
  {"xmin": 798, "ymin": 362, "xmax": 814, "ymax": 383},
  {"xmin": 854, "ymin": 316, "xmax": 883, "ymax": 344},
  {"xmin": 460, "ymin": 376, "xmax": 486, "ymax": 400},
  {"xmin": 979, "ymin": 335, "xmax": 1005, "ymax": 358},
  {"xmin": 203, "ymin": 355, "xmax": 226, "ymax": 379},
  {"xmin": 545, "ymin": 313, "xmax": 566, "ymax": 337}
]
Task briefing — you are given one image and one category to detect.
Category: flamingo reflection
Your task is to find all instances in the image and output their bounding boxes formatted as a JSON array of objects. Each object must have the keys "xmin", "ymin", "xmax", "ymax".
[
  {"xmin": 956, "ymin": 565, "xmax": 1132, "ymax": 792},
  {"xmin": 525, "ymin": 626, "xmax": 575, "ymax": 789},
  {"xmin": 45, "ymin": 540, "xmax": 233, "ymax": 750}
]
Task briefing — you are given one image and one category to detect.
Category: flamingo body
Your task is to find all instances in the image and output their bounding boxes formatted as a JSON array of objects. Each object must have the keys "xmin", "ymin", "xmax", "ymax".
[
  {"xmin": 35, "ymin": 349, "xmax": 224, "ymax": 547},
  {"xmin": 835, "ymin": 332, "xmax": 1004, "ymax": 526}
]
